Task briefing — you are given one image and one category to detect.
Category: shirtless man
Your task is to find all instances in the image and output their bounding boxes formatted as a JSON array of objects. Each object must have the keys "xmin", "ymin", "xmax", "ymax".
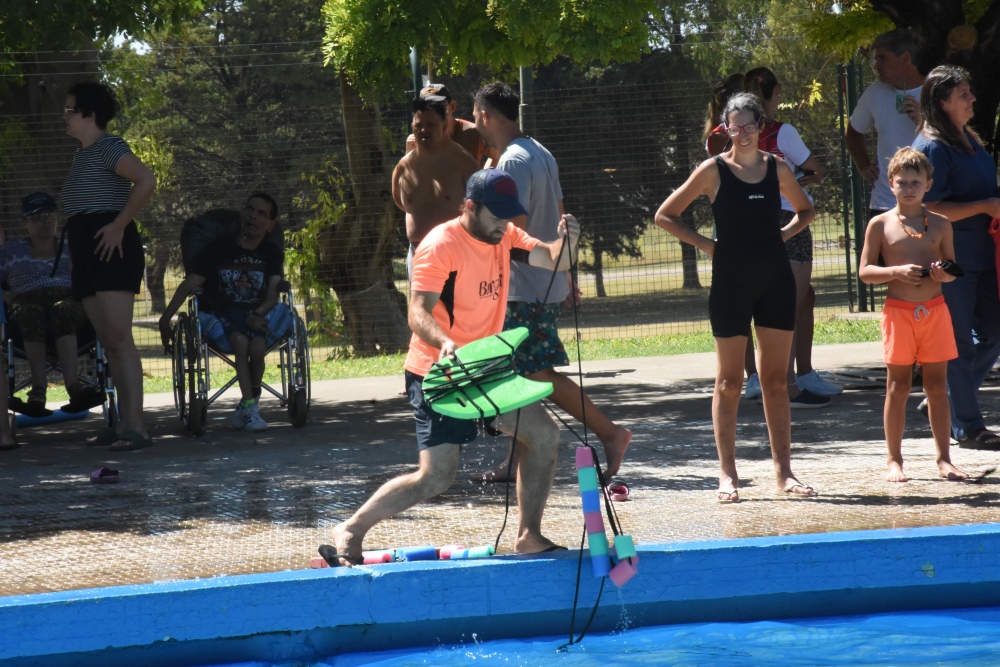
[
  {"xmin": 392, "ymin": 97, "xmax": 479, "ymax": 276},
  {"xmin": 405, "ymin": 84, "xmax": 494, "ymax": 165}
]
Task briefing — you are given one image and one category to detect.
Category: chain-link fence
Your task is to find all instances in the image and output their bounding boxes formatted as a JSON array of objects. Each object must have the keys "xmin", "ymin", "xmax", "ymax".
[{"xmin": 0, "ymin": 43, "xmax": 878, "ymax": 374}]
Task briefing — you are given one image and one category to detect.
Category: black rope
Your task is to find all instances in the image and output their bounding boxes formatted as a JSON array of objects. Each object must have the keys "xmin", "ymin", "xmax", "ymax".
[{"xmin": 492, "ymin": 409, "xmax": 520, "ymax": 553}]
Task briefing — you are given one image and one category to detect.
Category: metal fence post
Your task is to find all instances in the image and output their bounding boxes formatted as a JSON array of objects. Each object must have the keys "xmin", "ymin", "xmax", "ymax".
[
  {"xmin": 837, "ymin": 63, "xmax": 856, "ymax": 311},
  {"xmin": 519, "ymin": 66, "xmax": 535, "ymax": 135},
  {"xmin": 845, "ymin": 59, "xmax": 870, "ymax": 311}
]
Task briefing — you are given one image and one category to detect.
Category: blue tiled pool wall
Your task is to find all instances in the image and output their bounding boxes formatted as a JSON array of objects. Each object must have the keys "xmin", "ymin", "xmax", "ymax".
[{"xmin": 2, "ymin": 524, "xmax": 999, "ymax": 667}]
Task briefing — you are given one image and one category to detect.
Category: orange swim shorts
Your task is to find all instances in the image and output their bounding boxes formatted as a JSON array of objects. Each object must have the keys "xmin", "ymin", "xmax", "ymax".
[{"xmin": 881, "ymin": 295, "xmax": 958, "ymax": 366}]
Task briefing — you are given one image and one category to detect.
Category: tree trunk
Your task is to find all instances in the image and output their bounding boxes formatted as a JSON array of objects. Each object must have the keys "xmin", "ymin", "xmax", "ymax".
[
  {"xmin": 316, "ymin": 71, "xmax": 409, "ymax": 356},
  {"xmin": 591, "ymin": 248, "xmax": 607, "ymax": 298},
  {"xmin": 680, "ymin": 211, "xmax": 702, "ymax": 289},
  {"xmin": 146, "ymin": 253, "xmax": 169, "ymax": 314}
]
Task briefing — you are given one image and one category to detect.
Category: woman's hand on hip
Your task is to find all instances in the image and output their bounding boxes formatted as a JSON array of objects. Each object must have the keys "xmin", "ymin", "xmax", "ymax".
[{"xmin": 93, "ymin": 224, "xmax": 125, "ymax": 261}]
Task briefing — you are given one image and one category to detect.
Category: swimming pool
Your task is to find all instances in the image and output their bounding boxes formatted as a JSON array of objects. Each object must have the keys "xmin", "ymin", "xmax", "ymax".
[
  {"xmin": 325, "ymin": 606, "xmax": 1000, "ymax": 666},
  {"xmin": 4, "ymin": 524, "xmax": 1000, "ymax": 666}
]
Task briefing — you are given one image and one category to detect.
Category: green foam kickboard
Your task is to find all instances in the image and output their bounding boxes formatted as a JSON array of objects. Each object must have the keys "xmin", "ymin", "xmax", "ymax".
[{"xmin": 424, "ymin": 327, "xmax": 553, "ymax": 420}]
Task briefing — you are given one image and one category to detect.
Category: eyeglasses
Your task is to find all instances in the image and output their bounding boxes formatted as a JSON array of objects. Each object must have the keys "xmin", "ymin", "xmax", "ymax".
[
  {"xmin": 25, "ymin": 212, "xmax": 56, "ymax": 222},
  {"xmin": 725, "ymin": 122, "xmax": 759, "ymax": 137},
  {"xmin": 63, "ymin": 107, "xmax": 81, "ymax": 114}
]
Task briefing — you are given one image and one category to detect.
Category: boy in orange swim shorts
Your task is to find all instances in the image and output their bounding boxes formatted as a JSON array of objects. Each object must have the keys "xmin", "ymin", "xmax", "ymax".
[{"xmin": 859, "ymin": 147, "xmax": 966, "ymax": 483}]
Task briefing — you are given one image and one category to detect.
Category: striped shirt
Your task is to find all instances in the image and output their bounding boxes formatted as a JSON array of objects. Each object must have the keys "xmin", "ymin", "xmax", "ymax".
[{"xmin": 61, "ymin": 135, "xmax": 133, "ymax": 216}]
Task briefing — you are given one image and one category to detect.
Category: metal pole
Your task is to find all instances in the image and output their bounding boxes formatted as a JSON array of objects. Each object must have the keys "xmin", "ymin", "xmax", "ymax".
[
  {"xmin": 845, "ymin": 59, "xmax": 868, "ymax": 312},
  {"xmin": 519, "ymin": 66, "xmax": 535, "ymax": 135},
  {"xmin": 409, "ymin": 47, "xmax": 421, "ymax": 97},
  {"xmin": 837, "ymin": 63, "xmax": 856, "ymax": 312}
]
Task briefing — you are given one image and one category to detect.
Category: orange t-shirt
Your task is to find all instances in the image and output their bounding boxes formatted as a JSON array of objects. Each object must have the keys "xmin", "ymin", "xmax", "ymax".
[{"xmin": 404, "ymin": 217, "xmax": 539, "ymax": 376}]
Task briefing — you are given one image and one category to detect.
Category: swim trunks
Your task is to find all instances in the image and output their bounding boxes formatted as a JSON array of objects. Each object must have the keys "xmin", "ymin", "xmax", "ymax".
[
  {"xmin": 406, "ymin": 371, "xmax": 478, "ymax": 451},
  {"xmin": 881, "ymin": 295, "xmax": 958, "ymax": 365},
  {"xmin": 504, "ymin": 301, "xmax": 569, "ymax": 374}
]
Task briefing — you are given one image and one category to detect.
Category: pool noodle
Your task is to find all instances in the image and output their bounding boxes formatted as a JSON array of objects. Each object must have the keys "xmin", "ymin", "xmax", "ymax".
[
  {"xmin": 362, "ymin": 550, "xmax": 393, "ymax": 564},
  {"xmin": 576, "ymin": 447, "xmax": 612, "ymax": 578},
  {"xmin": 609, "ymin": 553, "xmax": 639, "ymax": 587},
  {"xmin": 613, "ymin": 535, "xmax": 637, "ymax": 559},
  {"xmin": 438, "ymin": 544, "xmax": 466, "ymax": 560},
  {"xmin": 15, "ymin": 408, "xmax": 92, "ymax": 428},
  {"xmin": 397, "ymin": 545, "xmax": 438, "ymax": 562},
  {"xmin": 584, "ymin": 512, "xmax": 605, "ymax": 534}
]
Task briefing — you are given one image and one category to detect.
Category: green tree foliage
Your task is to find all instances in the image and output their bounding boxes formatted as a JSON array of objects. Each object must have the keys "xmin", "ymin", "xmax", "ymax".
[
  {"xmin": 800, "ymin": 0, "xmax": 1000, "ymax": 151},
  {"xmin": 317, "ymin": 0, "xmax": 661, "ymax": 352},
  {"xmin": 102, "ymin": 0, "xmax": 343, "ymax": 313}
]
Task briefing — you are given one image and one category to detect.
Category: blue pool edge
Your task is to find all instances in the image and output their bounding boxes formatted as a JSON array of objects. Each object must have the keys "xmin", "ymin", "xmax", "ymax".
[{"xmin": 3, "ymin": 523, "xmax": 1000, "ymax": 666}]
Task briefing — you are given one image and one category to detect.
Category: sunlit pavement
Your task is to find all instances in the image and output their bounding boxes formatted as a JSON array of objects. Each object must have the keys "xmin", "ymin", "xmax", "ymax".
[{"xmin": 2, "ymin": 342, "xmax": 999, "ymax": 597}]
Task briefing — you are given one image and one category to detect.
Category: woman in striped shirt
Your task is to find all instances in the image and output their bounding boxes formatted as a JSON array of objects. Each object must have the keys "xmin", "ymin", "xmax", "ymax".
[{"xmin": 62, "ymin": 81, "xmax": 156, "ymax": 451}]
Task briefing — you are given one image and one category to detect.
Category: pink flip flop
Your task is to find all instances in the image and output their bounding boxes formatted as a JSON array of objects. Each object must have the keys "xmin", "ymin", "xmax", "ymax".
[
  {"xmin": 90, "ymin": 466, "xmax": 119, "ymax": 484},
  {"xmin": 607, "ymin": 483, "xmax": 629, "ymax": 502}
]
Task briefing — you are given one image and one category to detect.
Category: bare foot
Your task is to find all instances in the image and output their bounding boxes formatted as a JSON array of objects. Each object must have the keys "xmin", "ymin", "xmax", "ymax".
[
  {"xmin": 602, "ymin": 427, "xmax": 632, "ymax": 479},
  {"xmin": 469, "ymin": 462, "xmax": 516, "ymax": 484},
  {"xmin": 886, "ymin": 460, "xmax": 908, "ymax": 482},
  {"xmin": 514, "ymin": 534, "xmax": 563, "ymax": 554},
  {"xmin": 323, "ymin": 522, "xmax": 364, "ymax": 567},
  {"xmin": 938, "ymin": 461, "xmax": 968, "ymax": 481}
]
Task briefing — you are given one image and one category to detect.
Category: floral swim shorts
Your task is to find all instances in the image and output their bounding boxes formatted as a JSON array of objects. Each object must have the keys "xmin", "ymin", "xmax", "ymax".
[{"xmin": 504, "ymin": 301, "xmax": 569, "ymax": 375}]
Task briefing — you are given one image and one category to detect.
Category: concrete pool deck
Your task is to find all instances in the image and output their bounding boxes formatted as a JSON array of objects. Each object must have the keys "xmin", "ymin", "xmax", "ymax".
[{"xmin": 3, "ymin": 341, "xmax": 1000, "ymax": 664}]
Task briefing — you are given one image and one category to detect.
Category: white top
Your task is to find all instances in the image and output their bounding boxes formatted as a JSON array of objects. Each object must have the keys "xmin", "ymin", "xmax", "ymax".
[
  {"xmin": 849, "ymin": 81, "xmax": 922, "ymax": 211},
  {"xmin": 772, "ymin": 124, "xmax": 814, "ymax": 212}
]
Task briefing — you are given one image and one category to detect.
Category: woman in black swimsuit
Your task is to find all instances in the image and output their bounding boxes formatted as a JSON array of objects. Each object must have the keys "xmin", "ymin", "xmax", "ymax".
[{"xmin": 655, "ymin": 92, "xmax": 816, "ymax": 502}]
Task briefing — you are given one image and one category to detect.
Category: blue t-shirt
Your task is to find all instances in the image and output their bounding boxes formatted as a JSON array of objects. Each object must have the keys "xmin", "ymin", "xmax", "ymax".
[{"xmin": 913, "ymin": 132, "xmax": 998, "ymax": 271}]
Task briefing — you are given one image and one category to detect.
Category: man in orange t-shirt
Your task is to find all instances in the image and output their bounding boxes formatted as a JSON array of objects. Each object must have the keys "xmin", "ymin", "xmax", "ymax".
[{"xmin": 322, "ymin": 169, "xmax": 580, "ymax": 566}]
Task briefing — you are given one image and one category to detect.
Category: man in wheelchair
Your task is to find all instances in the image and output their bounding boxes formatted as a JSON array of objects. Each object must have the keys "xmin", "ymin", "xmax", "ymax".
[{"xmin": 159, "ymin": 193, "xmax": 291, "ymax": 432}]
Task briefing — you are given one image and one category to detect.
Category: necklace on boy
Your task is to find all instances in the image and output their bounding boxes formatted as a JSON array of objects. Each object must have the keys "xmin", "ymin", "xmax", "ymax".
[{"xmin": 897, "ymin": 209, "xmax": 928, "ymax": 240}]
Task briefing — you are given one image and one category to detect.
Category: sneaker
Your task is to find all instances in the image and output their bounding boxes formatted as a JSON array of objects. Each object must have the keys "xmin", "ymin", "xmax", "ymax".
[
  {"xmin": 232, "ymin": 404, "xmax": 247, "ymax": 430},
  {"xmin": 917, "ymin": 397, "xmax": 929, "ymax": 418},
  {"xmin": 790, "ymin": 389, "xmax": 832, "ymax": 409},
  {"xmin": 744, "ymin": 373, "xmax": 762, "ymax": 400},
  {"xmin": 243, "ymin": 403, "xmax": 267, "ymax": 432},
  {"xmin": 796, "ymin": 370, "xmax": 843, "ymax": 396}
]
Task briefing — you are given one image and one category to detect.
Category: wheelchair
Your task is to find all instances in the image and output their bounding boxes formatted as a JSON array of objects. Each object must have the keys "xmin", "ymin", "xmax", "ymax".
[
  {"xmin": 3, "ymin": 316, "xmax": 117, "ymax": 429},
  {"xmin": 169, "ymin": 209, "xmax": 311, "ymax": 436}
]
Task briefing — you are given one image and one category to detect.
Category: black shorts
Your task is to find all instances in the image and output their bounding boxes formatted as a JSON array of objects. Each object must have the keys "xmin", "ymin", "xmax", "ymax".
[
  {"xmin": 406, "ymin": 371, "xmax": 478, "ymax": 451},
  {"xmin": 67, "ymin": 211, "xmax": 145, "ymax": 299}
]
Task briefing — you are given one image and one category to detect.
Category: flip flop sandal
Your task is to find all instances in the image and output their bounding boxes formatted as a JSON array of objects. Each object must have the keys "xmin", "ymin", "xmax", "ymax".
[
  {"xmin": 87, "ymin": 427, "xmax": 118, "ymax": 447},
  {"xmin": 90, "ymin": 466, "xmax": 119, "ymax": 484},
  {"xmin": 108, "ymin": 430, "xmax": 154, "ymax": 452},
  {"xmin": 318, "ymin": 544, "xmax": 363, "ymax": 567},
  {"xmin": 607, "ymin": 483, "xmax": 630, "ymax": 502}
]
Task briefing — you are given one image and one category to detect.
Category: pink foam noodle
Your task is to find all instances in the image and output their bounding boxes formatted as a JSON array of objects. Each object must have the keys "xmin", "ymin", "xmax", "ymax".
[
  {"xmin": 609, "ymin": 554, "xmax": 639, "ymax": 587},
  {"xmin": 362, "ymin": 550, "xmax": 393, "ymax": 564},
  {"xmin": 575, "ymin": 447, "xmax": 594, "ymax": 469},
  {"xmin": 438, "ymin": 544, "xmax": 466, "ymax": 560},
  {"xmin": 584, "ymin": 512, "xmax": 606, "ymax": 535}
]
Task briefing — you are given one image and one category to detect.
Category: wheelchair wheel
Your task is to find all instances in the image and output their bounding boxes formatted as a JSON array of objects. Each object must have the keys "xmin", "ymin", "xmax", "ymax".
[
  {"xmin": 289, "ymin": 389, "xmax": 308, "ymax": 428},
  {"xmin": 103, "ymin": 389, "xmax": 119, "ymax": 428},
  {"xmin": 172, "ymin": 313, "xmax": 190, "ymax": 425},
  {"xmin": 188, "ymin": 396, "xmax": 207, "ymax": 436},
  {"xmin": 287, "ymin": 313, "xmax": 310, "ymax": 428}
]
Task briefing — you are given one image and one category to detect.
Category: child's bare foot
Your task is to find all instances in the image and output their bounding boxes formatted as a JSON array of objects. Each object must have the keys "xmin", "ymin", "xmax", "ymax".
[
  {"xmin": 886, "ymin": 460, "xmax": 908, "ymax": 482},
  {"xmin": 602, "ymin": 427, "xmax": 632, "ymax": 479},
  {"xmin": 938, "ymin": 461, "xmax": 968, "ymax": 481}
]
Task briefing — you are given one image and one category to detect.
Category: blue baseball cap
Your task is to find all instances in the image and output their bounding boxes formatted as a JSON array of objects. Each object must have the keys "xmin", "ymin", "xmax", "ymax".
[
  {"xmin": 465, "ymin": 169, "xmax": 527, "ymax": 219},
  {"xmin": 21, "ymin": 192, "xmax": 57, "ymax": 218}
]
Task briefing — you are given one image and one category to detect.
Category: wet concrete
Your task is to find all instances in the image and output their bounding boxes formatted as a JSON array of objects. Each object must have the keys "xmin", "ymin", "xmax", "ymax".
[{"xmin": 2, "ymin": 342, "xmax": 999, "ymax": 597}]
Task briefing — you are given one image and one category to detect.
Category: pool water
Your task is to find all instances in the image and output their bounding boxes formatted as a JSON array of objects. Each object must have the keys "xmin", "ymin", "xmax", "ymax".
[{"xmin": 309, "ymin": 606, "xmax": 1000, "ymax": 666}]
